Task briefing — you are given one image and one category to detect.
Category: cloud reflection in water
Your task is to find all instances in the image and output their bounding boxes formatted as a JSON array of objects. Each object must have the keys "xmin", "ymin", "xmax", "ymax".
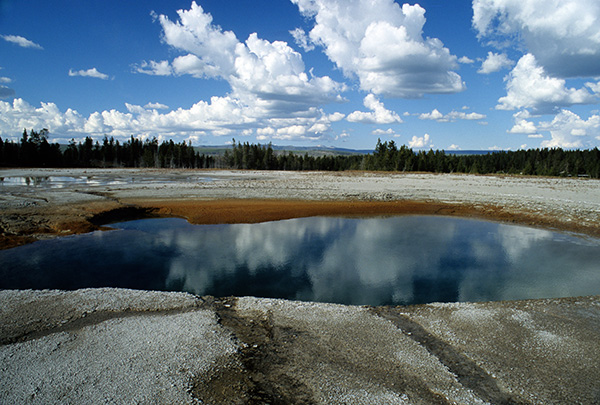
[
  {"xmin": 134, "ymin": 216, "xmax": 600, "ymax": 305},
  {"xmin": 1, "ymin": 216, "xmax": 599, "ymax": 306}
]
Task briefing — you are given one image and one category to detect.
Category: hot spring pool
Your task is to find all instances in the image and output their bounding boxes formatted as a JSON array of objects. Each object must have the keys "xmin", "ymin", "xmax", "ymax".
[{"xmin": 1, "ymin": 216, "xmax": 599, "ymax": 306}]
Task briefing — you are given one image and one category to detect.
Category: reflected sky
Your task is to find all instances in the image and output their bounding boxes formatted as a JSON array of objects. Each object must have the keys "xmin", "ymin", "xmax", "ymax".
[
  {"xmin": 0, "ymin": 175, "xmax": 214, "ymax": 188},
  {"xmin": 0, "ymin": 176, "xmax": 126, "ymax": 188},
  {"xmin": 1, "ymin": 216, "xmax": 599, "ymax": 306}
]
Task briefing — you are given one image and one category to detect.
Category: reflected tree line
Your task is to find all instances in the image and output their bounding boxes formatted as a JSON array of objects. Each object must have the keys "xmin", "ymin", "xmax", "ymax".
[{"xmin": 2, "ymin": 130, "xmax": 600, "ymax": 178}]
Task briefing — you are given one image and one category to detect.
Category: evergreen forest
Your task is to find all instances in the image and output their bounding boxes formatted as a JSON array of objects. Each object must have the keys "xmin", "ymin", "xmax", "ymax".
[{"xmin": 2, "ymin": 129, "xmax": 600, "ymax": 178}]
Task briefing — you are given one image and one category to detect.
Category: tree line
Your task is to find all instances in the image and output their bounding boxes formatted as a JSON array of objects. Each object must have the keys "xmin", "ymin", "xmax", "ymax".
[
  {"xmin": 223, "ymin": 140, "xmax": 364, "ymax": 171},
  {"xmin": 2, "ymin": 130, "xmax": 600, "ymax": 178},
  {"xmin": 223, "ymin": 138, "xmax": 600, "ymax": 177},
  {"xmin": 0, "ymin": 129, "xmax": 217, "ymax": 168},
  {"xmin": 364, "ymin": 139, "xmax": 600, "ymax": 177}
]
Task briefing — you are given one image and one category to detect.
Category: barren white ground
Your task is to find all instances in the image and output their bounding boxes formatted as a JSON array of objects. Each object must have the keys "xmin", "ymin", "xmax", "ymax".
[{"xmin": 2, "ymin": 168, "xmax": 600, "ymax": 230}]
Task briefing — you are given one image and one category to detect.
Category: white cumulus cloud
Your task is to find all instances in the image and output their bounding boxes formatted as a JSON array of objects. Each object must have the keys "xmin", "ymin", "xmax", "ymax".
[
  {"xmin": 1, "ymin": 34, "xmax": 43, "ymax": 50},
  {"xmin": 372, "ymin": 128, "xmax": 400, "ymax": 137},
  {"xmin": 135, "ymin": 60, "xmax": 173, "ymax": 76},
  {"xmin": 144, "ymin": 102, "xmax": 169, "ymax": 110},
  {"xmin": 508, "ymin": 110, "xmax": 538, "ymax": 134},
  {"xmin": 291, "ymin": 0, "xmax": 465, "ymax": 98},
  {"xmin": 473, "ymin": 0, "xmax": 600, "ymax": 78},
  {"xmin": 478, "ymin": 52, "xmax": 513, "ymax": 74},
  {"xmin": 346, "ymin": 94, "xmax": 402, "ymax": 124},
  {"xmin": 156, "ymin": 3, "xmax": 238, "ymax": 78},
  {"xmin": 539, "ymin": 109, "xmax": 600, "ymax": 148},
  {"xmin": 327, "ymin": 112, "xmax": 345, "ymax": 122},
  {"xmin": 136, "ymin": 1, "xmax": 344, "ymax": 120},
  {"xmin": 68, "ymin": 68, "xmax": 110, "ymax": 80},
  {"xmin": 0, "ymin": 97, "xmax": 340, "ymax": 144},
  {"xmin": 289, "ymin": 27, "xmax": 314, "ymax": 52},
  {"xmin": 497, "ymin": 54, "xmax": 596, "ymax": 113},
  {"xmin": 334, "ymin": 131, "xmax": 350, "ymax": 141},
  {"xmin": 408, "ymin": 133, "xmax": 432, "ymax": 148},
  {"xmin": 449, "ymin": 111, "xmax": 487, "ymax": 120},
  {"xmin": 586, "ymin": 81, "xmax": 600, "ymax": 95},
  {"xmin": 419, "ymin": 109, "xmax": 486, "ymax": 122},
  {"xmin": 0, "ymin": 98, "xmax": 85, "ymax": 137},
  {"xmin": 419, "ymin": 109, "xmax": 444, "ymax": 121}
]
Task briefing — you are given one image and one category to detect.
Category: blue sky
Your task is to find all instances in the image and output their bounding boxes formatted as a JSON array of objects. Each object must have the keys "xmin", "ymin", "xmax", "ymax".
[{"xmin": 1, "ymin": 0, "xmax": 599, "ymax": 150}]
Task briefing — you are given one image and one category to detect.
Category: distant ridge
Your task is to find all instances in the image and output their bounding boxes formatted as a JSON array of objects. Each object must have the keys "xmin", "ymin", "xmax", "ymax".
[
  {"xmin": 193, "ymin": 144, "xmax": 373, "ymax": 156},
  {"xmin": 193, "ymin": 144, "xmax": 491, "ymax": 156},
  {"xmin": 53, "ymin": 142, "xmax": 492, "ymax": 157},
  {"xmin": 445, "ymin": 150, "xmax": 493, "ymax": 156}
]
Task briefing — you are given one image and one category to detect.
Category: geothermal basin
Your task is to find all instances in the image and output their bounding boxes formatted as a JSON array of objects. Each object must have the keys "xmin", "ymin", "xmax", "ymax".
[{"xmin": 1, "ymin": 168, "xmax": 599, "ymax": 403}]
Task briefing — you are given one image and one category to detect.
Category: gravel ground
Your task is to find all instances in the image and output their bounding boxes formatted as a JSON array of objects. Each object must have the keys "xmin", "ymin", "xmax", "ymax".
[
  {"xmin": 1, "ymin": 289, "xmax": 598, "ymax": 404},
  {"xmin": 0, "ymin": 290, "xmax": 239, "ymax": 404}
]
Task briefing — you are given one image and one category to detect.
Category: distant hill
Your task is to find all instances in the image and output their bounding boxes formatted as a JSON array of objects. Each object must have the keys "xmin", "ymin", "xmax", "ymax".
[
  {"xmin": 194, "ymin": 144, "xmax": 490, "ymax": 157},
  {"xmin": 445, "ymin": 150, "xmax": 493, "ymax": 156},
  {"xmin": 54, "ymin": 141, "xmax": 490, "ymax": 157},
  {"xmin": 193, "ymin": 144, "xmax": 373, "ymax": 157}
]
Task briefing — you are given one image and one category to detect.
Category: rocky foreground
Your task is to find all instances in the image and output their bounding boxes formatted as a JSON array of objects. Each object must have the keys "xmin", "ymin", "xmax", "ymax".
[
  {"xmin": 1, "ymin": 289, "xmax": 599, "ymax": 404},
  {"xmin": 1, "ymin": 168, "xmax": 600, "ymax": 403}
]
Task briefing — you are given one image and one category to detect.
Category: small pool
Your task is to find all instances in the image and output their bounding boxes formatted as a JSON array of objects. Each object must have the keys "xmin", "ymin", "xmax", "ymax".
[
  {"xmin": 0, "ymin": 176, "xmax": 126, "ymax": 188},
  {"xmin": 0, "ymin": 175, "xmax": 215, "ymax": 188},
  {"xmin": 1, "ymin": 216, "xmax": 599, "ymax": 306}
]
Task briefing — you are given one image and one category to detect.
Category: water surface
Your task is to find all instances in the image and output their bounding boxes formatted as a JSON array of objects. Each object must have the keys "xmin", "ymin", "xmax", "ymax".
[
  {"xmin": 0, "ymin": 175, "xmax": 214, "ymax": 188},
  {"xmin": 1, "ymin": 216, "xmax": 599, "ymax": 306}
]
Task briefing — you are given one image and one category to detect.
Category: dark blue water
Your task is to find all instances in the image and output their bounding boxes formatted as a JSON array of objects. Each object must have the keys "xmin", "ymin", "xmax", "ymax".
[{"xmin": 1, "ymin": 216, "xmax": 599, "ymax": 306}]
